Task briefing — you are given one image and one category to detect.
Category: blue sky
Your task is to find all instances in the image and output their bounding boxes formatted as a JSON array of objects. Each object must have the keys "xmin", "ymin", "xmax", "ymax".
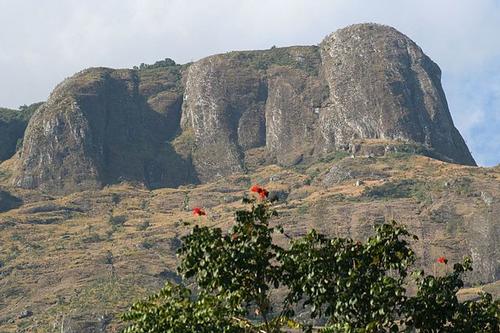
[{"xmin": 0, "ymin": 0, "xmax": 498, "ymax": 166}]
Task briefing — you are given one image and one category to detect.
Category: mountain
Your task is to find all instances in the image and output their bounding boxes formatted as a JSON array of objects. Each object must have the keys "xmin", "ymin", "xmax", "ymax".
[
  {"xmin": 3, "ymin": 23, "xmax": 474, "ymax": 195},
  {"xmin": 0, "ymin": 23, "xmax": 496, "ymax": 332}
]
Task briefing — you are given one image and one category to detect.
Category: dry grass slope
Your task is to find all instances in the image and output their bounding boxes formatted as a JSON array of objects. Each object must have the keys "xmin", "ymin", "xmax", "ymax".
[{"xmin": 0, "ymin": 153, "xmax": 498, "ymax": 332}]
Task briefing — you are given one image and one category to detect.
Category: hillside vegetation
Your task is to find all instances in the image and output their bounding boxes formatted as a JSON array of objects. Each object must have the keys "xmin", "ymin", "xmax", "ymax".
[
  {"xmin": 0, "ymin": 103, "xmax": 42, "ymax": 161},
  {"xmin": 0, "ymin": 153, "xmax": 498, "ymax": 332}
]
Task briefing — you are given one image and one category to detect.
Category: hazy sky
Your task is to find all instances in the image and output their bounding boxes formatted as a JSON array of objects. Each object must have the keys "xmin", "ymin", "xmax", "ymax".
[{"xmin": 1, "ymin": 0, "xmax": 499, "ymax": 166}]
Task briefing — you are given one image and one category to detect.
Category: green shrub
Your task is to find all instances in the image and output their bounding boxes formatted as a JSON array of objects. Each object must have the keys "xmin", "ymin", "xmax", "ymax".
[
  {"xmin": 0, "ymin": 103, "xmax": 42, "ymax": 161},
  {"xmin": 140, "ymin": 240, "xmax": 154, "ymax": 249},
  {"xmin": 297, "ymin": 203, "xmax": 309, "ymax": 215},
  {"xmin": 363, "ymin": 179, "xmax": 435, "ymax": 204},
  {"xmin": 136, "ymin": 220, "xmax": 151, "ymax": 231},
  {"xmin": 362, "ymin": 179, "xmax": 416, "ymax": 199},
  {"xmin": 108, "ymin": 215, "xmax": 127, "ymax": 226},
  {"xmin": 318, "ymin": 150, "xmax": 350, "ymax": 163},
  {"xmin": 136, "ymin": 58, "xmax": 178, "ymax": 70},
  {"xmin": 452, "ymin": 177, "xmax": 474, "ymax": 196},
  {"xmin": 111, "ymin": 193, "xmax": 121, "ymax": 205},
  {"xmin": 82, "ymin": 233, "xmax": 103, "ymax": 243}
]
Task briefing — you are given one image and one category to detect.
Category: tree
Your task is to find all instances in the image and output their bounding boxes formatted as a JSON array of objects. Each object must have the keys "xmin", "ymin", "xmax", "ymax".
[
  {"xmin": 121, "ymin": 282, "xmax": 244, "ymax": 333},
  {"xmin": 280, "ymin": 223, "xmax": 416, "ymax": 332},
  {"xmin": 122, "ymin": 188, "xmax": 499, "ymax": 332},
  {"xmin": 122, "ymin": 195, "xmax": 292, "ymax": 332},
  {"xmin": 177, "ymin": 197, "xmax": 287, "ymax": 332},
  {"xmin": 404, "ymin": 258, "xmax": 499, "ymax": 332}
]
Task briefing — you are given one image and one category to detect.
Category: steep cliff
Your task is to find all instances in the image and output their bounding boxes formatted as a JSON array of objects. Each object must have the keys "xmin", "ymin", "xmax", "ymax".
[
  {"xmin": 12, "ymin": 66, "xmax": 196, "ymax": 195},
  {"xmin": 181, "ymin": 23, "xmax": 475, "ymax": 181},
  {"xmin": 180, "ymin": 46, "xmax": 324, "ymax": 179},
  {"xmin": 9, "ymin": 23, "xmax": 475, "ymax": 194},
  {"xmin": 317, "ymin": 24, "xmax": 475, "ymax": 165}
]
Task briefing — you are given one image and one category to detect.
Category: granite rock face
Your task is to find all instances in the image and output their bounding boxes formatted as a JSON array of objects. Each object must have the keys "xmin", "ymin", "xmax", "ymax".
[
  {"xmin": 11, "ymin": 23, "xmax": 475, "ymax": 194},
  {"xmin": 317, "ymin": 24, "xmax": 475, "ymax": 165},
  {"xmin": 180, "ymin": 46, "xmax": 324, "ymax": 180},
  {"xmin": 180, "ymin": 53, "xmax": 267, "ymax": 180},
  {"xmin": 12, "ymin": 66, "xmax": 196, "ymax": 194},
  {"xmin": 181, "ymin": 23, "xmax": 475, "ymax": 178}
]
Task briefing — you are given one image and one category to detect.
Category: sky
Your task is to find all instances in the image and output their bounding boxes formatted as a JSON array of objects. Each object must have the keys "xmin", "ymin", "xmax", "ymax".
[{"xmin": 0, "ymin": 0, "xmax": 499, "ymax": 166}]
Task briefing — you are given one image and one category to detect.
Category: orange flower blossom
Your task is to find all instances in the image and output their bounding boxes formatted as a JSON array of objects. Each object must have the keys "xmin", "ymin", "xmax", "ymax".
[
  {"xmin": 250, "ymin": 185, "xmax": 269, "ymax": 199},
  {"xmin": 192, "ymin": 207, "xmax": 206, "ymax": 216},
  {"xmin": 437, "ymin": 256, "xmax": 448, "ymax": 264}
]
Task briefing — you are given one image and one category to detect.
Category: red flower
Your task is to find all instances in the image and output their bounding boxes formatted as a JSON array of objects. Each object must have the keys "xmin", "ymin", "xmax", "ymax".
[
  {"xmin": 192, "ymin": 207, "xmax": 206, "ymax": 216},
  {"xmin": 250, "ymin": 185, "xmax": 269, "ymax": 199},
  {"xmin": 437, "ymin": 256, "xmax": 448, "ymax": 264},
  {"xmin": 231, "ymin": 233, "xmax": 239, "ymax": 241},
  {"xmin": 258, "ymin": 189, "xmax": 269, "ymax": 199},
  {"xmin": 250, "ymin": 185, "xmax": 261, "ymax": 193}
]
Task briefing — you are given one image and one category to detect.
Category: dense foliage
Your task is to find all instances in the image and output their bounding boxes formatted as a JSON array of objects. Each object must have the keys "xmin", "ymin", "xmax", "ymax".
[
  {"xmin": 0, "ymin": 102, "xmax": 42, "ymax": 123},
  {"xmin": 281, "ymin": 223, "xmax": 415, "ymax": 332},
  {"xmin": 133, "ymin": 58, "xmax": 178, "ymax": 70},
  {"xmin": 122, "ymin": 189, "xmax": 499, "ymax": 332},
  {"xmin": 0, "ymin": 102, "xmax": 43, "ymax": 160}
]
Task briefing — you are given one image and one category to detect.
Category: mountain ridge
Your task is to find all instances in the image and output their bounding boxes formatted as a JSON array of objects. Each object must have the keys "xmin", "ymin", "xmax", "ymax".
[{"xmin": 0, "ymin": 23, "xmax": 475, "ymax": 196}]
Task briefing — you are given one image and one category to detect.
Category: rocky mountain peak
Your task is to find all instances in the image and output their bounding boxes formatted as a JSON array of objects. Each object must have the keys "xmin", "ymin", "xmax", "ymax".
[
  {"xmin": 4, "ymin": 23, "xmax": 475, "ymax": 195},
  {"xmin": 316, "ymin": 23, "xmax": 475, "ymax": 165}
]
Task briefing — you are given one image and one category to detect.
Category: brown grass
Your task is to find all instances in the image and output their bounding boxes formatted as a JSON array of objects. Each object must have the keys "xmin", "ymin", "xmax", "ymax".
[{"xmin": 0, "ymin": 155, "xmax": 498, "ymax": 332}]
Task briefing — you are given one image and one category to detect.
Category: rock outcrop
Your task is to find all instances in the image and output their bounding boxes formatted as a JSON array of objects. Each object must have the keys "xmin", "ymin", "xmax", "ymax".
[
  {"xmin": 317, "ymin": 24, "xmax": 474, "ymax": 165},
  {"xmin": 10, "ymin": 23, "xmax": 475, "ymax": 194},
  {"xmin": 12, "ymin": 66, "xmax": 196, "ymax": 194},
  {"xmin": 181, "ymin": 23, "xmax": 475, "ymax": 181},
  {"xmin": 0, "ymin": 188, "xmax": 22, "ymax": 212}
]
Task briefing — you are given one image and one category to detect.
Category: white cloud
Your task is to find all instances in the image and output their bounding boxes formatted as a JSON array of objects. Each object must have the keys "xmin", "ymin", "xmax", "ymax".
[{"xmin": 0, "ymin": 0, "xmax": 499, "ymax": 164}]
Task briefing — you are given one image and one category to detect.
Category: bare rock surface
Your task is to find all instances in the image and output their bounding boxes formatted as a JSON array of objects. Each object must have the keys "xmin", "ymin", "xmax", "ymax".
[
  {"xmin": 8, "ymin": 23, "xmax": 475, "ymax": 195},
  {"xmin": 12, "ymin": 66, "xmax": 196, "ymax": 194},
  {"xmin": 318, "ymin": 24, "xmax": 474, "ymax": 165}
]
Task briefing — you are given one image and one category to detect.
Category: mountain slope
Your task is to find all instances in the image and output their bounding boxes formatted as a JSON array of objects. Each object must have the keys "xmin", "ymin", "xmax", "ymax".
[{"xmin": 0, "ymin": 153, "xmax": 497, "ymax": 332}]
